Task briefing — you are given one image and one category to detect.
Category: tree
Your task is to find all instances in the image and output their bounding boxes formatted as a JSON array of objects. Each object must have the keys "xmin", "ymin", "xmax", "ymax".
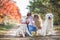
[{"xmin": 28, "ymin": 0, "xmax": 60, "ymax": 25}]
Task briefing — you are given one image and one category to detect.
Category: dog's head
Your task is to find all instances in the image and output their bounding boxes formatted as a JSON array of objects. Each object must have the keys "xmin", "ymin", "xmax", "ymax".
[{"xmin": 45, "ymin": 13, "xmax": 53, "ymax": 20}]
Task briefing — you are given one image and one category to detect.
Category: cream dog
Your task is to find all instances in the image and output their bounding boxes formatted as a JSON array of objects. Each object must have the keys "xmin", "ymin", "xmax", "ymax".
[
  {"xmin": 41, "ymin": 13, "xmax": 54, "ymax": 36},
  {"xmin": 16, "ymin": 24, "xmax": 32, "ymax": 37}
]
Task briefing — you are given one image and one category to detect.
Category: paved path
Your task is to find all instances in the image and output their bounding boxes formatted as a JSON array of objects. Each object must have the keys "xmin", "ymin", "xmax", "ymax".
[
  {"xmin": 0, "ymin": 31, "xmax": 60, "ymax": 40},
  {"xmin": 0, "ymin": 35, "xmax": 60, "ymax": 40},
  {"xmin": 4, "ymin": 25, "xmax": 18, "ymax": 36},
  {"xmin": 0, "ymin": 25, "xmax": 60, "ymax": 40}
]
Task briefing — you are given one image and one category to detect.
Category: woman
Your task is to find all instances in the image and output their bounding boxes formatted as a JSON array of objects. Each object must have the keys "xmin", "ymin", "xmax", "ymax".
[{"xmin": 26, "ymin": 13, "xmax": 37, "ymax": 35}]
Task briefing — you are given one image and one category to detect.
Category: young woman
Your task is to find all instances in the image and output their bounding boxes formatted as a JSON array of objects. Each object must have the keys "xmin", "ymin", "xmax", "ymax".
[{"xmin": 26, "ymin": 13, "xmax": 37, "ymax": 35}]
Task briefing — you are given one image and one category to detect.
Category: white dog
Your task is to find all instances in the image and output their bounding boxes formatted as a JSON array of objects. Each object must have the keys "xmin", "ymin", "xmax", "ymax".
[
  {"xmin": 16, "ymin": 24, "xmax": 32, "ymax": 37},
  {"xmin": 41, "ymin": 13, "xmax": 54, "ymax": 36}
]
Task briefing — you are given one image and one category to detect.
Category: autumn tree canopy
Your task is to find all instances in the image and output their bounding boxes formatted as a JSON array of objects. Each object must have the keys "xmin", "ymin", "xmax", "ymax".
[{"xmin": 0, "ymin": 0, "xmax": 21, "ymax": 23}]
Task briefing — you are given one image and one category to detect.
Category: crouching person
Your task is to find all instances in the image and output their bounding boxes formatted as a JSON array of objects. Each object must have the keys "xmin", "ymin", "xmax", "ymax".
[{"xmin": 26, "ymin": 13, "xmax": 37, "ymax": 36}]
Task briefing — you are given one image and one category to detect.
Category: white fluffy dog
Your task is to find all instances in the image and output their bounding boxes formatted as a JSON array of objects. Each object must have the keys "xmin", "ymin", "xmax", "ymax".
[
  {"xmin": 41, "ymin": 13, "xmax": 54, "ymax": 36},
  {"xmin": 16, "ymin": 24, "xmax": 32, "ymax": 37}
]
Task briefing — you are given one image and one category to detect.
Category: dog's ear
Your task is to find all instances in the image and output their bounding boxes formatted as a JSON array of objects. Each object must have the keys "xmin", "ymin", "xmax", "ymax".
[
  {"xmin": 50, "ymin": 13, "xmax": 54, "ymax": 18},
  {"xmin": 52, "ymin": 14, "xmax": 54, "ymax": 17}
]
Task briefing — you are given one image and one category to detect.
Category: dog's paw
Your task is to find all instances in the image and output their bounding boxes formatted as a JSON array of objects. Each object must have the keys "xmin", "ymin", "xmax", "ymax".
[
  {"xmin": 40, "ymin": 33, "xmax": 46, "ymax": 36},
  {"xmin": 23, "ymin": 36, "xmax": 25, "ymax": 37},
  {"xmin": 22, "ymin": 34, "xmax": 25, "ymax": 37},
  {"xmin": 30, "ymin": 35, "xmax": 33, "ymax": 37},
  {"xmin": 16, "ymin": 35, "xmax": 20, "ymax": 37}
]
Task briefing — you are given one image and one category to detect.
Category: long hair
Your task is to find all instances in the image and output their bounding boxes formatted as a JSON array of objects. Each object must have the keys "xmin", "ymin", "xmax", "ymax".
[{"xmin": 34, "ymin": 14, "xmax": 42, "ymax": 29}]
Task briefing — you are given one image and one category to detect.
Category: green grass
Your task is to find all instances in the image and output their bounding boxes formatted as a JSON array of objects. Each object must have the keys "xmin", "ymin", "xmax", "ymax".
[
  {"xmin": 0, "ymin": 24, "xmax": 60, "ymax": 31},
  {"xmin": 0, "ymin": 24, "xmax": 14, "ymax": 31},
  {"xmin": 54, "ymin": 25, "xmax": 60, "ymax": 30}
]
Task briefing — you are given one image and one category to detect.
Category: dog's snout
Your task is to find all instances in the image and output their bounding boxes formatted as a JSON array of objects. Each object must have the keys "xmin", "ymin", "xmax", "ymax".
[{"xmin": 48, "ymin": 17, "xmax": 51, "ymax": 19}]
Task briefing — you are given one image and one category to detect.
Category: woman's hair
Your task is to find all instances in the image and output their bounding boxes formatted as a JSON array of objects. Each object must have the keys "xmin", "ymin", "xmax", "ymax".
[
  {"xmin": 34, "ymin": 14, "xmax": 42, "ymax": 29},
  {"xmin": 27, "ymin": 12, "xmax": 32, "ymax": 16}
]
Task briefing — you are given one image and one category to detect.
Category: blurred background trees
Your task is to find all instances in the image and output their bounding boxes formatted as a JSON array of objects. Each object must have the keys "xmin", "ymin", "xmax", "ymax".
[{"xmin": 28, "ymin": 0, "xmax": 60, "ymax": 25}]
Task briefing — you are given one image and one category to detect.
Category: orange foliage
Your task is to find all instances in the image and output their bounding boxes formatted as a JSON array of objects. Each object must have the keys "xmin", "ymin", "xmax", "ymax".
[{"xmin": 0, "ymin": 0, "xmax": 21, "ymax": 22}]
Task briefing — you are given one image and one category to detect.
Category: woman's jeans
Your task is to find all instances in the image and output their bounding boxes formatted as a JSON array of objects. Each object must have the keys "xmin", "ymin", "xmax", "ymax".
[{"xmin": 27, "ymin": 25, "xmax": 37, "ymax": 34}]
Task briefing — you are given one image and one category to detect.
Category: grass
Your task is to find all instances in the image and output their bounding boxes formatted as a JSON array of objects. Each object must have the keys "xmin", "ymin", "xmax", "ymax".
[
  {"xmin": 0, "ymin": 24, "xmax": 14, "ymax": 35},
  {"xmin": 0, "ymin": 24, "xmax": 60, "ymax": 31},
  {"xmin": 0, "ymin": 24, "xmax": 14, "ymax": 31},
  {"xmin": 54, "ymin": 25, "xmax": 60, "ymax": 30},
  {"xmin": 0, "ymin": 24, "xmax": 60, "ymax": 35},
  {"xmin": 0, "ymin": 24, "xmax": 60, "ymax": 30}
]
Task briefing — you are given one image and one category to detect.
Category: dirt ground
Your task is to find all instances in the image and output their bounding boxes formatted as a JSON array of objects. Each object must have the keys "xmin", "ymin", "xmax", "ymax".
[{"xmin": 0, "ymin": 25, "xmax": 60, "ymax": 40}]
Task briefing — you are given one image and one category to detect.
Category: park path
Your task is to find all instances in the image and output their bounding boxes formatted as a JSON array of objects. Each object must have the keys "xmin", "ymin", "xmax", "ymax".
[
  {"xmin": 4, "ymin": 25, "xmax": 18, "ymax": 36},
  {"xmin": 4, "ymin": 25, "xmax": 58, "ymax": 36},
  {"xmin": 0, "ymin": 25, "xmax": 60, "ymax": 40},
  {"xmin": 3, "ymin": 25, "xmax": 60, "ymax": 36}
]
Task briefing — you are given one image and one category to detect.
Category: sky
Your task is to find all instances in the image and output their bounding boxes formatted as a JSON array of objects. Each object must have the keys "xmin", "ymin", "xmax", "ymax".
[{"xmin": 13, "ymin": 0, "xmax": 30, "ymax": 16}]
